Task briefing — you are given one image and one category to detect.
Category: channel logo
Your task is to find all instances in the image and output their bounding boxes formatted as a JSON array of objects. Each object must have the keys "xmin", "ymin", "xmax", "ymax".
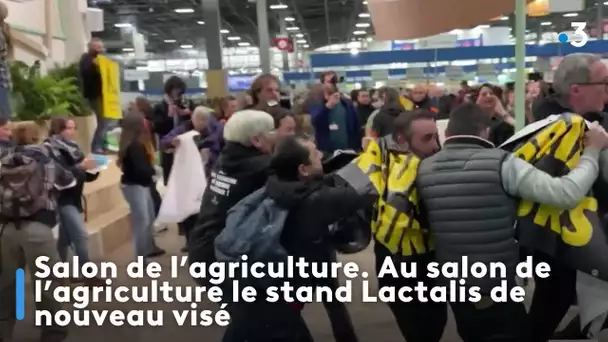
[{"xmin": 558, "ymin": 22, "xmax": 588, "ymax": 48}]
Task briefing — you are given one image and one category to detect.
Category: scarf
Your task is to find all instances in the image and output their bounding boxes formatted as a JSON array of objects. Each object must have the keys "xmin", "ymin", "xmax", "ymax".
[{"xmin": 44, "ymin": 134, "xmax": 85, "ymax": 164}]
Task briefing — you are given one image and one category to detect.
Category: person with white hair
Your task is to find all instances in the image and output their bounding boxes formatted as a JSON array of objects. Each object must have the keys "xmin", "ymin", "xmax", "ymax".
[
  {"xmin": 188, "ymin": 109, "xmax": 276, "ymax": 267},
  {"xmin": 529, "ymin": 53, "xmax": 608, "ymax": 341}
]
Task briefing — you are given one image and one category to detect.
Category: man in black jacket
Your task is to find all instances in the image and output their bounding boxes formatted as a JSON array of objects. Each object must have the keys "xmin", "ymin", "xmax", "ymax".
[
  {"xmin": 78, "ymin": 38, "xmax": 105, "ymax": 154},
  {"xmin": 226, "ymin": 135, "xmax": 373, "ymax": 342},
  {"xmin": 188, "ymin": 110, "xmax": 276, "ymax": 267}
]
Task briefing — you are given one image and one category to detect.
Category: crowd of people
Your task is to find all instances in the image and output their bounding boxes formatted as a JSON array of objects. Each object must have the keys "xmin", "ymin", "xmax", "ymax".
[
  {"xmin": 121, "ymin": 51, "xmax": 608, "ymax": 341},
  {"xmin": 1, "ymin": 36, "xmax": 608, "ymax": 342}
]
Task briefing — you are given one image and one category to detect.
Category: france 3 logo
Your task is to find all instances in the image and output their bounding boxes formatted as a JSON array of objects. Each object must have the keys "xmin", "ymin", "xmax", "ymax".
[{"xmin": 557, "ymin": 22, "xmax": 589, "ymax": 48}]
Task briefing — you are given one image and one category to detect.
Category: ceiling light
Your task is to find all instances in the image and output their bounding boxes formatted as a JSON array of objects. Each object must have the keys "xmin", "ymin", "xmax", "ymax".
[
  {"xmin": 164, "ymin": 39, "xmax": 176, "ymax": 43},
  {"xmin": 284, "ymin": 17, "xmax": 295, "ymax": 21},
  {"xmin": 180, "ymin": 44, "xmax": 193, "ymax": 48},
  {"xmin": 174, "ymin": 8, "xmax": 194, "ymax": 13},
  {"xmin": 563, "ymin": 12, "xmax": 578, "ymax": 17},
  {"xmin": 270, "ymin": 4, "xmax": 288, "ymax": 10},
  {"xmin": 296, "ymin": 39, "xmax": 307, "ymax": 43},
  {"xmin": 122, "ymin": 48, "xmax": 134, "ymax": 52},
  {"xmin": 238, "ymin": 42, "xmax": 251, "ymax": 46},
  {"xmin": 605, "ymin": 1, "xmax": 608, "ymax": 4},
  {"xmin": 197, "ymin": 21, "xmax": 205, "ymax": 25},
  {"xmin": 220, "ymin": 29, "xmax": 229, "ymax": 34},
  {"xmin": 363, "ymin": 0, "xmax": 368, "ymax": 4},
  {"xmin": 541, "ymin": 21, "xmax": 552, "ymax": 26},
  {"xmin": 227, "ymin": 36, "xmax": 241, "ymax": 41},
  {"xmin": 358, "ymin": 13, "xmax": 370, "ymax": 18},
  {"xmin": 294, "ymin": 33, "xmax": 304, "ymax": 38},
  {"xmin": 302, "ymin": 44, "xmax": 310, "ymax": 48},
  {"xmin": 500, "ymin": 16, "xmax": 509, "ymax": 20},
  {"xmin": 114, "ymin": 23, "xmax": 132, "ymax": 28},
  {"xmin": 286, "ymin": 26, "xmax": 299, "ymax": 31},
  {"xmin": 477, "ymin": 24, "xmax": 490, "ymax": 29},
  {"xmin": 353, "ymin": 30, "xmax": 366, "ymax": 35},
  {"xmin": 356, "ymin": 23, "xmax": 370, "ymax": 28},
  {"xmin": 366, "ymin": 36, "xmax": 373, "ymax": 42}
]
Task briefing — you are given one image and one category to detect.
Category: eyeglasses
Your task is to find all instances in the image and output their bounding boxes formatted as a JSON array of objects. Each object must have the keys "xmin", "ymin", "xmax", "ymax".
[{"xmin": 575, "ymin": 81, "xmax": 608, "ymax": 92}]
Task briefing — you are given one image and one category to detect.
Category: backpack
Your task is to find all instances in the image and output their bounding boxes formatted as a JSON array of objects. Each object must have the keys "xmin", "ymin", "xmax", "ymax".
[
  {"xmin": 0, "ymin": 151, "xmax": 48, "ymax": 220},
  {"xmin": 214, "ymin": 187, "xmax": 289, "ymax": 263}
]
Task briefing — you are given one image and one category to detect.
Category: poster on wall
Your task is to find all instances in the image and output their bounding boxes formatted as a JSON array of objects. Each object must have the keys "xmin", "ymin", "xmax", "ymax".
[{"xmin": 97, "ymin": 55, "xmax": 122, "ymax": 120}]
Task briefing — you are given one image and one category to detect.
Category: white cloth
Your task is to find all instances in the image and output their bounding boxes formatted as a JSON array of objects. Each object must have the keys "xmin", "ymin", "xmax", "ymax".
[
  {"xmin": 577, "ymin": 271, "xmax": 608, "ymax": 338},
  {"xmin": 155, "ymin": 130, "xmax": 206, "ymax": 225}
]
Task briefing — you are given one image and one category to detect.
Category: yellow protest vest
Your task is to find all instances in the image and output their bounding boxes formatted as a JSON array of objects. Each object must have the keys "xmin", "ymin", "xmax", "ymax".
[
  {"xmin": 505, "ymin": 114, "xmax": 608, "ymax": 280},
  {"xmin": 343, "ymin": 138, "xmax": 431, "ymax": 257},
  {"xmin": 511, "ymin": 115, "xmax": 595, "ymax": 247},
  {"xmin": 97, "ymin": 55, "xmax": 122, "ymax": 120},
  {"xmin": 400, "ymin": 96, "xmax": 414, "ymax": 111},
  {"xmin": 342, "ymin": 114, "xmax": 608, "ymax": 273}
]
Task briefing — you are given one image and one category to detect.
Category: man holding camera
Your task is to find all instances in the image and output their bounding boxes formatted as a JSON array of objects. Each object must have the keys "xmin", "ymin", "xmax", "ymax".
[{"xmin": 306, "ymin": 71, "xmax": 361, "ymax": 155}]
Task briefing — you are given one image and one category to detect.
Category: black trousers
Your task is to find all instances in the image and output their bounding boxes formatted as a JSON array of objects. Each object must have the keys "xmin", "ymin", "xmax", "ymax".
[
  {"xmin": 160, "ymin": 152, "xmax": 173, "ymax": 186},
  {"xmin": 222, "ymin": 300, "xmax": 313, "ymax": 342},
  {"xmin": 451, "ymin": 299, "xmax": 528, "ymax": 342},
  {"xmin": 528, "ymin": 252, "xmax": 577, "ymax": 342},
  {"xmin": 374, "ymin": 244, "xmax": 447, "ymax": 342},
  {"xmin": 320, "ymin": 251, "xmax": 358, "ymax": 342},
  {"xmin": 179, "ymin": 214, "xmax": 198, "ymax": 243}
]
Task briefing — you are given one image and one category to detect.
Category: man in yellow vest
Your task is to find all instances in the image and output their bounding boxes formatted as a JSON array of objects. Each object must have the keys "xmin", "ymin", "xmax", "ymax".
[
  {"xmin": 371, "ymin": 112, "xmax": 445, "ymax": 342},
  {"xmin": 399, "ymin": 94, "xmax": 414, "ymax": 111}
]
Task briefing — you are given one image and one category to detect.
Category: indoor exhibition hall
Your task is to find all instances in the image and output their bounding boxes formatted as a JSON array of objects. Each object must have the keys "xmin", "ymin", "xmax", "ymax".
[{"xmin": 1, "ymin": 0, "xmax": 608, "ymax": 341}]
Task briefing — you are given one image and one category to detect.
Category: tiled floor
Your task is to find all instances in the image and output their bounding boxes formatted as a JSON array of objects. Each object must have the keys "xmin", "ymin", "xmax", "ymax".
[{"xmin": 12, "ymin": 226, "xmax": 586, "ymax": 342}]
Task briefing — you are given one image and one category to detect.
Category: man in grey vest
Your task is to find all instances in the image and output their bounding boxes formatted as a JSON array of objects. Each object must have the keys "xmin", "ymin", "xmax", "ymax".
[{"xmin": 415, "ymin": 103, "xmax": 608, "ymax": 341}]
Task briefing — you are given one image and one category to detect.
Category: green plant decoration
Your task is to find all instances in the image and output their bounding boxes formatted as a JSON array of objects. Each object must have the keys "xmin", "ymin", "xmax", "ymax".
[{"xmin": 9, "ymin": 61, "xmax": 92, "ymax": 121}]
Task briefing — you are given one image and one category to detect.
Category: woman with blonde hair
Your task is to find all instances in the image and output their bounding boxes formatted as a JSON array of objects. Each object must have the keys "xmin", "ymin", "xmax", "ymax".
[{"xmin": 0, "ymin": 1, "xmax": 12, "ymax": 119}]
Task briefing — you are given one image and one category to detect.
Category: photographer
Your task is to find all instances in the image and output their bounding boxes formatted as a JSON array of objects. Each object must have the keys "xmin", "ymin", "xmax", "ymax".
[{"xmin": 306, "ymin": 71, "xmax": 360, "ymax": 154}]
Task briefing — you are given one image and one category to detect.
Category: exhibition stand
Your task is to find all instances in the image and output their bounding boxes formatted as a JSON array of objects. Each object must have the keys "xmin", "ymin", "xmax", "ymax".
[{"xmin": 5, "ymin": 0, "xmax": 130, "ymax": 258}]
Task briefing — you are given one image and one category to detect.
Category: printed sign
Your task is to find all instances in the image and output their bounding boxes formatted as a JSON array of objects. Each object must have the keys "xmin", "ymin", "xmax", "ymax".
[{"xmin": 97, "ymin": 55, "xmax": 122, "ymax": 120}]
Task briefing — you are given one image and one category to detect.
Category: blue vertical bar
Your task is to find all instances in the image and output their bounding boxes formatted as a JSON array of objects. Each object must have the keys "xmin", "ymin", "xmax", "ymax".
[{"xmin": 15, "ymin": 268, "xmax": 25, "ymax": 320}]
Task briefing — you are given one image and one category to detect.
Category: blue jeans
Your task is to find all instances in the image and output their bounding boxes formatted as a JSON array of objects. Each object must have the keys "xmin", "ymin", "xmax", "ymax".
[
  {"xmin": 89, "ymin": 97, "xmax": 106, "ymax": 152},
  {"xmin": 121, "ymin": 184, "xmax": 156, "ymax": 258},
  {"xmin": 0, "ymin": 86, "xmax": 11, "ymax": 119},
  {"xmin": 57, "ymin": 204, "xmax": 90, "ymax": 262}
]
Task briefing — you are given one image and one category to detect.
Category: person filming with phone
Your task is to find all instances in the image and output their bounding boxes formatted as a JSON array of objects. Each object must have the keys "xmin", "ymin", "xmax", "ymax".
[{"xmin": 306, "ymin": 71, "xmax": 360, "ymax": 155}]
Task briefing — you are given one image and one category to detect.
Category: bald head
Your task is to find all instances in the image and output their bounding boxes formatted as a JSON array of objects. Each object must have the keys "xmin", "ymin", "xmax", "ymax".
[
  {"xmin": 88, "ymin": 38, "xmax": 104, "ymax": 55},
  {"xmin": 411, "ymin": 84, "xmax": 428, "ymax": 102}
]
